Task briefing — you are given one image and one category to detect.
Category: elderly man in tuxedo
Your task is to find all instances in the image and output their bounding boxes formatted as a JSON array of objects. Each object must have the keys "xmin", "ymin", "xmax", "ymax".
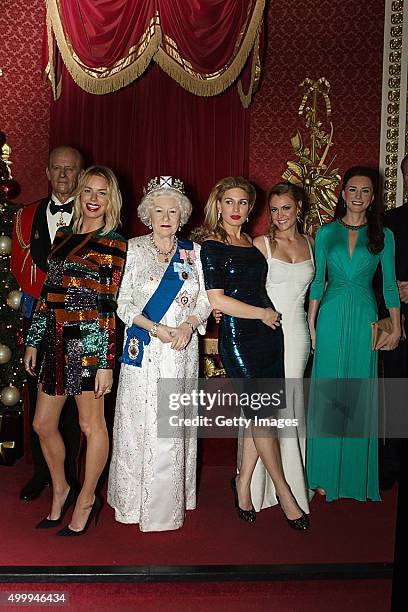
[
  {"xmin": 11, "ymin": 146, "xmax": 84, "ymax": 500},
  {"xmin": 380, "ymin": 154, "xmax": 408, "ymax": 488}
]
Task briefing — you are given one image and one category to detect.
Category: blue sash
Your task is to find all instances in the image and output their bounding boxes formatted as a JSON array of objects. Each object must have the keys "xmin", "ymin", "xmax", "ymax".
[{"xmin": 120, "ymin": 238, "xmax": 194, "ymax": 367}]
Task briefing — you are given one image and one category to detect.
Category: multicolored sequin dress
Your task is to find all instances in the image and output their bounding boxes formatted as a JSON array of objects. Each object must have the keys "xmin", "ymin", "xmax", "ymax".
[{"xmin": 25, "ymin": 226, "xmax": 127, "ymax": 396}]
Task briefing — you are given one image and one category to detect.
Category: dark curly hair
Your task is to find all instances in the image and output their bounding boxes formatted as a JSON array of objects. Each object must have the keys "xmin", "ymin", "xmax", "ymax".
[{"xmin": 334, "ymin": 165, "xmax": 384, "ymax": 254}]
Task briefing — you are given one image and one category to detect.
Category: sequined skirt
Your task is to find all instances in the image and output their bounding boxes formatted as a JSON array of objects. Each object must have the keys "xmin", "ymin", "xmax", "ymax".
[
  {"xmin": 219, "ymin": 317, "xmax": 285, "ymax": 419},
  {"xmin": 38, "ymin": 311, "xmax": 99, "ymax": 396}
]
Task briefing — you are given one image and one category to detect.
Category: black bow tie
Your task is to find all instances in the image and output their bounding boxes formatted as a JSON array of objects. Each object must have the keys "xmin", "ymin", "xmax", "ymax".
[{"xmin": 49, "ymin": 200, "xmax": 73, "ymax": 215}]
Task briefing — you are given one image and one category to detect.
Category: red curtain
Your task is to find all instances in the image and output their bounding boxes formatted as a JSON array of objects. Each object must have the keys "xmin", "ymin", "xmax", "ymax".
[
  {"xmin": 50, "ymin": 63, "xmax": 249, "ymax": 238},
  {"xmin": 45, "ymin": 0, "xmax": 264, "ymax": 103},
  {"xmin": 56, "ymin": 0, "xmax": 156, "ymax": 66}
]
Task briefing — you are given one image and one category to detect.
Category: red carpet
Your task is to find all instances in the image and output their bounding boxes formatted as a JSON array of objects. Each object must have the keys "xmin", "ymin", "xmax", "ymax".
[
  {"xmin": 0, "ymin": 460, "xmax": 396, "ymax": 566},
  {"xmin": 0, "ymin": 580, "xmax": 392, "ymax": 611}
]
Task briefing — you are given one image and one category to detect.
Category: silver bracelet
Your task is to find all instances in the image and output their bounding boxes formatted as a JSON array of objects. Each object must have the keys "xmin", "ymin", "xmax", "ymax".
[{"xmin": 150, "ymin": 322, "xmax": 159, "ymax": 337}]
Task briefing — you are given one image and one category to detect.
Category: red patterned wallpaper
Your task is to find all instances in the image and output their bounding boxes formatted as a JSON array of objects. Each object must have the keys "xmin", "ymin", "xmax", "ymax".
[
  {"xmin": 249, "ymin": 0, "xmax": 385, "ymax": 234},
  {"xmin": 0, "ymin": 0, "xmax": 50, "ymax": 203}
]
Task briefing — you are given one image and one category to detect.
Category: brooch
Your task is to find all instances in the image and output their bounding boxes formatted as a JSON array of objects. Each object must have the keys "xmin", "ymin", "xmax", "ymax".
[
  {"xmin": 179, "ymin": 248, "xmax": 196, "ymax": 265},
  {"xmin": 128, "ymin": 337, "xmax": 140, "ymax": 360},
  {"xmin": 174, "ymin": 261, "xmax": 193, "ymax": 281},
  {"xmin": 174, "ymin": 248, "xmax": 196, "ymax": 280},
  {"xmin": 176, "ymin": 290, "xmax": 193, "ymax": 308}
]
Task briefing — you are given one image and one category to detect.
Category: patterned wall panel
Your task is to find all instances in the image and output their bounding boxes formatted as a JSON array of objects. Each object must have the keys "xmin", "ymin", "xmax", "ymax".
[
  {"xmin": 379, "ymin": 0, "xmax": 408, "ymax": 208},
  {"xmin": 0, "ymin": 0, "xmax": 50, "ymax": 203},
  {"xmin": 249, "ymin": 0, "xmax": 385, "ymax": 234}
]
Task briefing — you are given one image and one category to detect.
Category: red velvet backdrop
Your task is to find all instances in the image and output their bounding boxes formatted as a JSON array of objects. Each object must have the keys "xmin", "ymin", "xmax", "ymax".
[
  {"xmin": 249, "ymin": 0, "xmax": 385, "ymax": 235},
  {"xmin": 50, "ymin": 63, "xmax": 248, "ymax": 237},
  {"xmin": 0, "ymin": 0, "xmax": 50, "ymax": 203}
]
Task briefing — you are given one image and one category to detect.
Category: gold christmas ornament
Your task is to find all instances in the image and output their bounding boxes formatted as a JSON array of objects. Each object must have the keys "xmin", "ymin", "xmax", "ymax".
[
  {"xmin": 6, "ymin": 290, "xmax": 22, "ymax": 310},
  {"xmin": 0, "ymin": 344, "xmax": 12, "ymax": 364},
  {"xmin": 0, "ymin": 384, "xmax": 20, "ymax": 406},
  {"xmin": 0, "ymin": 234, "xmax": 12, "ymax": 255}
]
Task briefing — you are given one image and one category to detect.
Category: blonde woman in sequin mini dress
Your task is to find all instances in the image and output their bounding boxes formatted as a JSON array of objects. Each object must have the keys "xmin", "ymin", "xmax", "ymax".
[{"xmin": 24, "ymin": 166, "xmax": 126, "ymax": 535}]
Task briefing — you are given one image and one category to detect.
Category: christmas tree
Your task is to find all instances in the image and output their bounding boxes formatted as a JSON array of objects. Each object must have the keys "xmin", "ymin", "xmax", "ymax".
[{"xmin": 0, "ymin": 131, "xmax": 24, "ymax": 464}]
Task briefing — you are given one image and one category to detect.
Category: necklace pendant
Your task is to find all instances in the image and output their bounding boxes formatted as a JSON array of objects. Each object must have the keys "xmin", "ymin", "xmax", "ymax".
[{"xmin": 164, "ymin": 256, "xmax": 169, "ymax": 263}]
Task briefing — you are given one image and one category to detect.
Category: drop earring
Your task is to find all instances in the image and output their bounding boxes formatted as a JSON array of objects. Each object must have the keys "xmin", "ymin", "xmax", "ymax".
[{"xmin": 217, "ymin": 211, "xmax": 221, "ymax": 221}]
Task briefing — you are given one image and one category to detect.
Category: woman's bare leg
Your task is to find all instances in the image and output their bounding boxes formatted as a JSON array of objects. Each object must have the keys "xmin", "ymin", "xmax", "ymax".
[
  {"xmin": 33, "ymin": 387, "xmax": 69, "ymax": 519},
  {"xmin": 252, "ymin": 425, "xmax": 304, "ymax": 519},
  {"xmin": 236, "ymin": 431, "xmax": 258, "ymax": 510},
  {"xmin": 69, "ymin": 391, "xmax": 108, "ymax": 531}
]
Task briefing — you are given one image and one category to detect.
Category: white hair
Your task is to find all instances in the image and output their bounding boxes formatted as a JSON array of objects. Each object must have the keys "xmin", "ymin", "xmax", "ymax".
[{"xmin": 137, "ymin": 188, "xmax": 192, "ymax": 227}]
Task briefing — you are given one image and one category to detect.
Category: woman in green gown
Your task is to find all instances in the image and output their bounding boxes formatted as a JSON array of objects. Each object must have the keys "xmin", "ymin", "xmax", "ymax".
[{"xmin": 306, "ymin": 166, "xmax": 401, "ymax": 501}]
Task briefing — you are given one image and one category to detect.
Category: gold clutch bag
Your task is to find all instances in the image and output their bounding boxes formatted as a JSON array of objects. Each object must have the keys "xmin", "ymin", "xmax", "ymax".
[{"xmin": 371, "ymin": 315, "xmax": 406, "ymax": 351}]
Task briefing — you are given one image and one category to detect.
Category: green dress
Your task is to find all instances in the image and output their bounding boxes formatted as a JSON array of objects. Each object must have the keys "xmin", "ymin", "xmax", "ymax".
[{"xmin": 306, "ymin": 220, "xmax": 400, "ymax": 501}]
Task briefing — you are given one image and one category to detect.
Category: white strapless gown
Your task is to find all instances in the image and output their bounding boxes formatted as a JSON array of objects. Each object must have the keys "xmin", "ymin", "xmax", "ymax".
[{"xmin": 237, "ymin": 235, "xmax": 315, "ymax": 513}]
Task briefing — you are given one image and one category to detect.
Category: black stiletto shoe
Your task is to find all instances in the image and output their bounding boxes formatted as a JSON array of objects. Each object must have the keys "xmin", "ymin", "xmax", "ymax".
[
  {"xmin": 36, "ymin": 487, "xmax": 78, "ymax": 529},
  {"xmin": 276, "ymin": 495, "xmax": 310, "ymax": 531},
  {"xmin": 231, "ymin": 477, "xmax": 256, "ymax": 523},
  {"xmin": 56, "ymin": 495, "xmax": 102, "ymax": 536}
]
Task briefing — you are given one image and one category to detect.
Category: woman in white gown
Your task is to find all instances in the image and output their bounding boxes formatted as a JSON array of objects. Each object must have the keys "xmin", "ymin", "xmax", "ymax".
[
  {"xmin": 108, "ymin": 177, "xmax": 211, "ymax": 532},
  {"xmin": 238, "ymin": 182, "xmax": 314, "ymax": 515}
]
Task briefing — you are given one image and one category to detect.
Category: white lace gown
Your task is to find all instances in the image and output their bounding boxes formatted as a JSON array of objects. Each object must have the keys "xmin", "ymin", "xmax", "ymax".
[
  {"xmin": 107, "ymin": 235, "xmax": 211, "ymax": 532},
  {"xmin": 238, "ymin": 235, "xmax": 315, "ymax": 513}
]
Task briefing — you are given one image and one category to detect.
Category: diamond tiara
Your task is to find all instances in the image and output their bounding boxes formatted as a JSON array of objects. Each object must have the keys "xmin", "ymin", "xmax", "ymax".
[{"xmin": 143, "ymin": 176, "xmax": 185, "ymax": 196}]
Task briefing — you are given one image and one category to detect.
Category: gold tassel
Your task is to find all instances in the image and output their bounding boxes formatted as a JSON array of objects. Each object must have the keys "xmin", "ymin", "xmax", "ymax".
[
  {"xmin": 46, "ymin": 1, "xmax": 162, "ymax": 96},
  {"xmin": 46, "ymin": 0, "xmax": 265, "ymax": 102}
]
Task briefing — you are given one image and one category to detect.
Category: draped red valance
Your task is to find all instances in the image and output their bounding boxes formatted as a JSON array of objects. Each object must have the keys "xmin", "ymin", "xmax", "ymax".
[{"xmin": 44, "ymin": 0, "xmax": 265, "ymax": 107}]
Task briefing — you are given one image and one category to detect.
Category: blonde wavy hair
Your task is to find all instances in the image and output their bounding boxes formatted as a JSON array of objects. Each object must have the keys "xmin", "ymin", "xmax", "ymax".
[
  {"xmin": 201, "ymin": 176, "xmax": 256, "ymax": 244},
  {"xmin": 72, "ymin": 165, "xmax": 122, "ymax": 235}
]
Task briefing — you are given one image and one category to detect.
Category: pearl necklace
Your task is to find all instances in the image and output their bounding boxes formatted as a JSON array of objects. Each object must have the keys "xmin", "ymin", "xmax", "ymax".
[
  {"xmin": 149, "ymin": 233, "xmax": 177, "ymax": 262},
  {"xmin": 338, "ymin": 218, "xmax": 368, "ymax": 231}
]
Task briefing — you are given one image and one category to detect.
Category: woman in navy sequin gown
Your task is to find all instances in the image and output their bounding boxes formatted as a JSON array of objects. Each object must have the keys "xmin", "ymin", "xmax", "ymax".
[{"xmin": 200, "ymin": 177, "xmax": 309, "ymax": 529}]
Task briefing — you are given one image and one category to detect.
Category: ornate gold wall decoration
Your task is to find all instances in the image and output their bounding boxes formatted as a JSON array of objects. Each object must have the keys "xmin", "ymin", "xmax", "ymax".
[
  {"xmin": 202, "ymin": 338, "xmax": 225, "ymax": 378},
  {"xmin": 1, "ymin": 141, "xmax": 13, "ymax": 179},
  {"xmin": 282, "ymin": 77, "xmax": 340, "ymax": 235},
  {"xmin": 379, "ymin": 0, "xmax": 408, "ymax": 209}
]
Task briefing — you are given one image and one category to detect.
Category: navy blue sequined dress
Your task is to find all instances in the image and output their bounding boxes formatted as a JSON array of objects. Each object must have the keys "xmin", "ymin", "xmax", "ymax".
[{"xmin": 200, "ymin": 241, "xmax": 285, "ymax": 409}]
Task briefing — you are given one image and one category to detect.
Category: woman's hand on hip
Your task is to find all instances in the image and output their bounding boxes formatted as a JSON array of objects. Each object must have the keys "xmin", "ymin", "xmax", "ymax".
[
  {"xmin": 212, "ymin": 308, "xmax": 222, "ymax": 323},
  {"xmin": 261, "ymin": 307, "xmax": 281, "ymax": 329},
  {"xmin": 24, "ymin": 347, "xmax": 37, "ymax": 376},
  {"xmin": 94, "ymin": 369, "xmax": 113, "ymax": 399}
]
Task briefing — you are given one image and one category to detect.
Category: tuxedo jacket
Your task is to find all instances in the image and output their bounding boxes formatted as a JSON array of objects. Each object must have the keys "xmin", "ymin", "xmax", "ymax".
[
  {"xmin": 11, "ymin": 197, "xmax": 52, "ymax": 299},
  {"xmin": 384, "ymin": 205, "xmax": 408, "ymax": 282},
  {"xmin": 376, "ymin": 204, "xmax": 408, "ymax": 318}
]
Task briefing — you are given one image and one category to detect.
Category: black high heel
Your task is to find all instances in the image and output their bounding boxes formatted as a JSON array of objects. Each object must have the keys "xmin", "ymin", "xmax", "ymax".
[
  {"xmin": 36, "ymin": 487, "xmax": 78, "ymax": 529},
  {"xmin": 231, "ymin": 476, "xmax": 256, "ymax": 523},
  {"xmin": 276, "ymin": 494, "xmax": 309, "ymax": 531},
  {"xmin": 56, "ymin": 495, "xmax": 102, "ymax": 536}
]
